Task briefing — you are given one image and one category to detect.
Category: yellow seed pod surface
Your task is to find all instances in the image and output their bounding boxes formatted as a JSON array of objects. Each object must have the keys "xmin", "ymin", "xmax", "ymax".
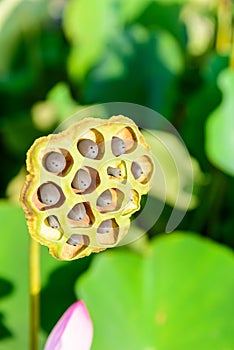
[{"xmin": 20, "ymin": 115, "xmax": 154, "ymax": 260}]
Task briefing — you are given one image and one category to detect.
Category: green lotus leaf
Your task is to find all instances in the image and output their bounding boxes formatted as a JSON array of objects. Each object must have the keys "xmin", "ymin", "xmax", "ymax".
[
  {"xmin": 0, "ymin": 201, "xmax": 72, "ymax": 349},
  {"xmin": 76, "ymin": 233, "xmax": 234, "ymax": 350}
]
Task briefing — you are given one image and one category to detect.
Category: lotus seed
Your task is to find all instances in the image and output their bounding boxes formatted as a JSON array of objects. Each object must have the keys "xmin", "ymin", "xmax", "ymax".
[
  {"xmin": 67, "ymin": 234, "xmax": 83, "ymax": 246},
  {"xmin": 97, "ymin": 190, "xmax": 112, "ymax": 207},
  {"xmin": 72, "ymin": 169, "xmax": 92, "ymax": 190},
  {"xmin": 131, "ymin": 161, "xmax": 144, "ymax": 179},
  {"xmin": 107, "ymin": 166, "xmax": 121, "ymax": 177},
  {"xmin": 68, "ymin": 203, "xmax": 86, "ymax": 221},
  {"xmin": 111, "ymin": 137, "xmax": 126, "ymax": 156},
  {"xmin": 97, "ymin": 219, "xmax": 112, "ymax": 234},
  {"xmin": 47, "ymin": 215, "xmax": 60, "ymax": 229},
  {"xmin": 78, "ymin": 140, "xmax": 98, "ymax": 159},
  {"xmin": 39, "ymin": 183, "xmax": 61, "ymax": 205},
  {"xmin": 44, "ymin": 152, "xmax": 66, "ymax": 173}
]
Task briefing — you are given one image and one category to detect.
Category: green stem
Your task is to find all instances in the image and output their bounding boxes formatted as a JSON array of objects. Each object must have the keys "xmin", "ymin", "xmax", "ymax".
[
  {"xmin": 30, "ymin": 238, "xmax": 40, "ymax": 350},
  {"xmin": 229, "ymin": 26, "xmax": 234, "ymax": 69},
  {"xmin": 216, "ymin": 0, "xmax": 232, "ymax": 54}
]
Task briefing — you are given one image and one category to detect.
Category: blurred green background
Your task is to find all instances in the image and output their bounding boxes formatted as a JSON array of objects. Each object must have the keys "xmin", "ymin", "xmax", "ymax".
[{"xmin": 0, "ymin": 0, "xmax": 233, "ymax": 349}]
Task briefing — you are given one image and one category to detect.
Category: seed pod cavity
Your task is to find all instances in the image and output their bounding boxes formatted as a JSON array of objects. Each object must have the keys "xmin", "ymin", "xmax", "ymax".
[
  {"xmin": 72, "ymin": 169, "xmax": 92, "ymax": 191},
  {"xmin": 111, "ymin": 137, "xmax": 126, "ymax": 156},
  {"xmin": 78, "ymin": 139, "xmax": 99, "ymax": 159},
  {"xmin": 115, "ymin": 126, "xmax": 137, "ymax": 153},
  {"xmin": 67, "ymin": 234, "xmax": 84, "ymax": 246},
  {"xmin": 107, "ymin": 166, "xmax": 122, "ymax": 177},
  {"xmin": 68, "ymin": 203, "xmax": 86, "ymax": 221},
  {"xmin": 96, "ymin": 190, "xmax": 112, "ymax": 207},
  {"xmin": 131, "ymin": 161, "xmax": 144, "ymax": 180},
  {"xmin": 96, "ymin": 219, "xmax": 119, "ymax": 245},
  {"xmin": 97, "ymin": 219, "xmax": 112, "ymax": 234},
  {"xmin": 39, "ymin": 183, "xmax": 61, "ymax": 206},
  {"xmin": 47, "ymin": 215, "xmax": 60, "ymax": 229},
  {"xmin": 44, "ymin": 152, "xmax": 66, "ymax": 173}
]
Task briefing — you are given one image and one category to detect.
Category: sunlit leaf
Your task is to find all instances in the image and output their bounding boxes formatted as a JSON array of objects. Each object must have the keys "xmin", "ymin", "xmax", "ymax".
[
  {"xmin": 76, "ymin": 233, "xmax": 234, "ymax": 350},
  {"xmin": 0, "ymin": 0, "xmax": 48, "ymax": 75},
  {"xmin": 205, "ymin": 68, "xmax": 234, "ymax": 176}
]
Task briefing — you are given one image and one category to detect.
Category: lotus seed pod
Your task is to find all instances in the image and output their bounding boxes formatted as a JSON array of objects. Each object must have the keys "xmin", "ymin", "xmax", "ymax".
[
  {"xmin": 78, "ymin": 139, "xmax": 98, "ymax": 159},
  {"xmin": 20, "ymin": 115, "xmax": 154, "ymax": 260},
  {"xmin": 44, "ymin": 152, "xmax": 66, "ymax": 173},
  {"xmin": 39, "ymin": 183, "xmax": 61, "ymax": 205},
  {"xmin": 111, "ymin": 137, "xmax": 126, "ymax": 156}
]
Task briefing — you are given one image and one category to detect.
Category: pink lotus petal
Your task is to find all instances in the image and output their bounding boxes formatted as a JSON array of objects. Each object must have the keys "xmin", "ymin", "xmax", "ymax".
[{"xmin": 44, "ymin": 300, "xmax": 93, "ymax": 350}]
